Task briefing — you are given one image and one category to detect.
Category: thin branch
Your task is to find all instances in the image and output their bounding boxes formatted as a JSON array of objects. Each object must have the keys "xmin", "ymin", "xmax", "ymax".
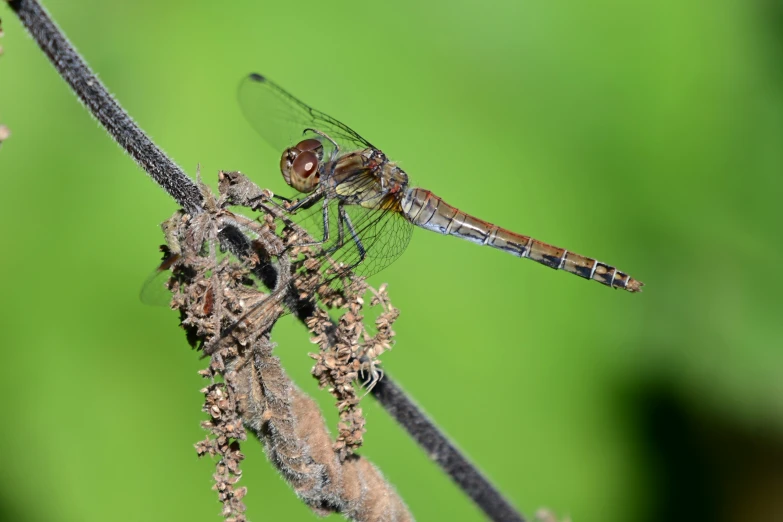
[
  {"xmin": 9, "ymin": 2, "xmax": 525, "ymax": 521},
  {"xmin": 8, "ymin": 0, "xmax": 203, "ymax": 214}
]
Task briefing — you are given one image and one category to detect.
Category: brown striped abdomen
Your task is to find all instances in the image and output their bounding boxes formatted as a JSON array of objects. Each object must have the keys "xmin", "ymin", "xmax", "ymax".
[{"xmin": 400, "ymin": 187, "xmax": 643, "ymax": 292}]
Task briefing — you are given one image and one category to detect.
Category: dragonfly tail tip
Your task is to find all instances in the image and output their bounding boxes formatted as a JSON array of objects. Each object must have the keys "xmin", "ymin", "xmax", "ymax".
[{"xmin": 625, "ymin": 279, "xmax": 645, "ymax": 293}]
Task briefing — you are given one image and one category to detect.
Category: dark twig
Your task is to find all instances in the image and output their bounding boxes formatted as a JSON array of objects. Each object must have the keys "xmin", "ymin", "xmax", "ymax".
[
  {"xmin": 9, "ymin": 2, "xmax": 525, "ymax": 521},
  {"xmin": 8, "ymin": 0, "xmax": 203, "ymax": 214}
]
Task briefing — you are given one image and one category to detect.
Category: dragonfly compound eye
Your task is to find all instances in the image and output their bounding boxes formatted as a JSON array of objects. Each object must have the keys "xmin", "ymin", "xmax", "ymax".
[
  {"xmin": 288, "ymin": 149, "xmax": 321, "ymax": 192},
  {"xmin": 295, "ymin": 138, "xmax": 324, "ymax": 160},
  {"xmin": 293, "ymin": 150, "xmax": 319, "ymax": 178},
  {"xmin": 280, "ymin": 147, "xmax": 298, "ymax": 187}
]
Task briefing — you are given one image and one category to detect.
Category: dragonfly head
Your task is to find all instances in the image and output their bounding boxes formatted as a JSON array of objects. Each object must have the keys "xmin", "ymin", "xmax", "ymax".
[{"xmin": 280, "ymin": 138, "xmax": 324, "ymax": 193}]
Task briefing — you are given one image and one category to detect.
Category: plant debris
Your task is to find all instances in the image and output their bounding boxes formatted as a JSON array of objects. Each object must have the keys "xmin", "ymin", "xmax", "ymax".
[{"xmin": 152, "ymin": 171, "xmax": 408, "ymax": 521}]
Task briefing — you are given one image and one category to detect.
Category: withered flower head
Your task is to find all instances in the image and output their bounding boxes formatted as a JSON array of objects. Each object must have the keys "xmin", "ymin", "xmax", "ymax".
[{"xmin": 153, "ymin": 171, "xmax": 407, "ymax": 520}]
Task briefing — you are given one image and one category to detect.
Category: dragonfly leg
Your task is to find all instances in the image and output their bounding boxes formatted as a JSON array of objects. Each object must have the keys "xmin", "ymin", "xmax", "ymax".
[
  {"xmin": 272, "ymin": 192, "xmax": 293, "ymax": 202},
  {"xmin": 245, "ymin": 187, "xmax": 296, "ymax": 211},
  {"xmin": 339, "ymin": 204, "xmax": 367, "ymax": 263},
  {"xmin": 323, "ymin": 203, "xmax": 347, "ymax": 256},
  {"xmin": 249, "ymin": 186, "xmax": 324, "ymax": 214},
  {"xmin": 303, "ymin": 128, "xmax": 340, "ymax": 160},
  {"xmin": 322, "ymin": 203, "xmax": 366, "ymax": 270},
  {"xmin": 269, "ymin": 193, "xmax": 294, "ymax": 204},
  {"xmin": 284, "ymin": 189, "xmax": 325, "ymax": 213},
  {"xmin": 335, "ymin": 203, "xmax": 346, "ymax": 250},
  {"xmin": 249, "ymin": 190, "xmax": 332, "ymax": 252},
  {"xmin": 289, "ymin": 195, "xmax": 332, "ymax": 248}
]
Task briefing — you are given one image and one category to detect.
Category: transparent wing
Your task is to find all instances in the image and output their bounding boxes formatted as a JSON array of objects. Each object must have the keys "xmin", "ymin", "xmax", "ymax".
[
  {"xmin": 289, "ymin": 178, "xmax": 413, "ymax": 282},
  {"xmin": 341, "ymin": 202, "xmax": 414, "ymax": 278},
  {"xmin": 282, "ymin": 170, "xmax": 413, "ymax": 282},
  {"xmin": 139, "ymin": 249, "xmax": 181, "ymax": 306},
  {"xmin": 238, "ymin": 73, "xmax": 374, "ymax": 158}
]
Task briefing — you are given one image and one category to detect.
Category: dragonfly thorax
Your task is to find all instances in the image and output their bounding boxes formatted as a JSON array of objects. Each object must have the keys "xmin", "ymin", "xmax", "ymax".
[{"xmin": 280, "ymin": 138, "xmax": 324, "ymax": 193}]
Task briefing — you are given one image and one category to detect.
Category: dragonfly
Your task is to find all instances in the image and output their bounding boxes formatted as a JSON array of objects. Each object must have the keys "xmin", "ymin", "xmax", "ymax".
[{"xmin": 237, "ymin": 73, "xmax": 643, "ymax": 294}]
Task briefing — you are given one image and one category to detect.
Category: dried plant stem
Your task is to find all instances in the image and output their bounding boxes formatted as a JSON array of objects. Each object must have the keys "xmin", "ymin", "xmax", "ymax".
[
  {"xmin": 231, "ymin": 335, "xmax": 411, "ymax": 521},
  {"xmin": 10, "ymin": 2, "xmax": 526, "ymax": 521}
]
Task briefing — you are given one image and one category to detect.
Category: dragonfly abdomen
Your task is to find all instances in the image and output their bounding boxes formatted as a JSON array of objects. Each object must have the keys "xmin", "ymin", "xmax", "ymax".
[{"xmin": 401, "ymin": 187, "xmax": 643, "ymax": 292}]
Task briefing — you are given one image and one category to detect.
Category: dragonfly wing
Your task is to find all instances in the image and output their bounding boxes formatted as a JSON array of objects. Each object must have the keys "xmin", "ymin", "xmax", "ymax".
[
  {"xmin": 334, "ymin": 201, "xmax": 413, "ymax": 278},
  {"xmin": 287, "ymin": 170, "xmax": 412, "ymax": 281},
  {"xmin": 238, "ymin": 73, "xmax": 374, "ymax": 158},
  {"xmin": 139, "ymin": 250, "xmax": 182, "ymax": 306}
]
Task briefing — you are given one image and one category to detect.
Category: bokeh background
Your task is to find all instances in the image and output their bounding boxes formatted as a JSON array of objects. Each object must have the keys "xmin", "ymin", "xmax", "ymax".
[{"xmin": 2, "ymin": 1, "xmax": 782, "ymax": 521}]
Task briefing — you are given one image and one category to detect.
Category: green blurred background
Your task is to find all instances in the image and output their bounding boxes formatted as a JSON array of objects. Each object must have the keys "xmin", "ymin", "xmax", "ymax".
[{"xmin": 2, "ymin": 1, "xmax": 782, "ymax": 521}]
